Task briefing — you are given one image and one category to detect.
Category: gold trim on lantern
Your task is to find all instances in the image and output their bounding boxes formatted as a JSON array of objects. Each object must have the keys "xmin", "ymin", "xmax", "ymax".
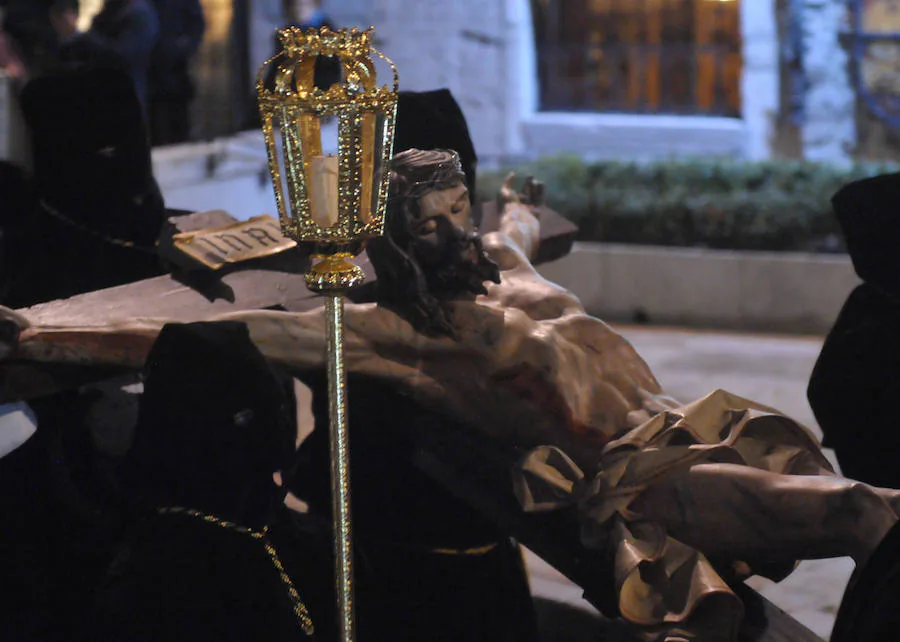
[{"xmin": 305, "ymin": 254, "xmax": 366, "ymax": 292}]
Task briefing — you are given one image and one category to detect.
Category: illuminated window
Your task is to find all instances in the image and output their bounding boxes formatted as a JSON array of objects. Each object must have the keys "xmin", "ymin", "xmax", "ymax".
[
  {"xmin": 532, "ymin": 0, "xmax": 743, "ymax": 116},
  {"xmin": 849, "ymin": 0, "xmax": 900, "ymax": 128}
]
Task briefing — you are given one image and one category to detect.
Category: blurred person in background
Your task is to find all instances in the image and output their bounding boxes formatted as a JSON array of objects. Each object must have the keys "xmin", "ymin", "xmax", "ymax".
[
  {"xmin": 0, "ymin": 3, "xmax": 27, "ymax": 82},
  {"xmin": 147, "ymin": 0, "xmax": 205, "ymax": 146},
  {"xmin": 2, "ymin": 0, "xmax": 71, "ymax": 78},
  {"xmin": 1, "ymin": 2, "xmax": 166, "ymax": 307},
  {"xmin": 0, "ymin": 1, "xmax": 32, "ymax": 301},
  {"xmin": 52, "ymin": 0, "xmax": 159, "ymax": 111},
  {"xmin": 290, "ymin": 0, "xmax": 330, "ymax": 30},
  {"xmin": 272, "ymin": 0, "xmax": 340, "ymax": 90}
]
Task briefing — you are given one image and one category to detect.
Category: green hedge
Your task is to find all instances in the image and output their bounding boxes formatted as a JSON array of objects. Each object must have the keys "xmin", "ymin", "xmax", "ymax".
[{"xmin": 477, "ymin": 157, "xmax": 900, "ymax": 252}]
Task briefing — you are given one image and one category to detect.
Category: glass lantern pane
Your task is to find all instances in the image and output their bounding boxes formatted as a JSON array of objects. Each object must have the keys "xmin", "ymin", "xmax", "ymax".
[
  {"xmin": 265, "ymin": 114, "xmax": 294, "ymax": 225},
  {"xmin": 279, "ymin": 110, "xmax": 308, "ymax": 224},
  {"xmin": 359, "ymin": 112, "xmax": 388, "ymax": 226}
]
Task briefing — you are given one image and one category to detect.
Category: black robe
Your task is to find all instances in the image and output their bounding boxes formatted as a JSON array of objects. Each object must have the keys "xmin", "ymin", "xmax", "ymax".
[
  {"xmin": 293, "ymin": 373, "xmax": 539, "ymax": 642},
  {"xmin": 93, "ymin": 322, "xmax": 319, "ymax": 641}
]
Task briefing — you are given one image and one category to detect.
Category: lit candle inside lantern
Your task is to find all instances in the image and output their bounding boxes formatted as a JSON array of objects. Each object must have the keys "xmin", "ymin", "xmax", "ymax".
[{"xmin": 309, "ymin": 155, "xmax": 340, "ymax": 228}]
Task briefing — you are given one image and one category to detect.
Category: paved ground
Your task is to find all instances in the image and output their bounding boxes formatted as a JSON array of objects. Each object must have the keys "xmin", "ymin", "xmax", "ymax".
[{"xmin": 525, "ymin": 324, "xmax": 850, "ymax": 640}]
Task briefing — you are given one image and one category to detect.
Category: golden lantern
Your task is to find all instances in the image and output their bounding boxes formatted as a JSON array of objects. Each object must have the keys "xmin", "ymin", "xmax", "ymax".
[
  {"xmin": 257, "ymin": 26, "xmax": 398, "ymax": 642},
  {"xmin": 258, "ymin": 26, "xmax": 398, "ymax": 279}
]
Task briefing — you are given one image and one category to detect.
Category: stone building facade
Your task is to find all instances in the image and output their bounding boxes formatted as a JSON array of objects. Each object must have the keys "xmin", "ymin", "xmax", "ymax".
[{"xmin": 317, "ymin": 0, "xmax": 859, "ymax": 165}]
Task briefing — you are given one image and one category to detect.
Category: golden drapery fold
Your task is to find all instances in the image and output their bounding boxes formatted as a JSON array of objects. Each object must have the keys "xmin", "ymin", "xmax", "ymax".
[{"xmin": 515, "ymin": 389, "xmax": 834, "ymax": 642}]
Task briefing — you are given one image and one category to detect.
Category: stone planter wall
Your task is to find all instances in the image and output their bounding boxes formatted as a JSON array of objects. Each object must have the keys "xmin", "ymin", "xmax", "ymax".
[{"xmin": 537, "ymin": 242, "xmax": 858, "ymax": 335}]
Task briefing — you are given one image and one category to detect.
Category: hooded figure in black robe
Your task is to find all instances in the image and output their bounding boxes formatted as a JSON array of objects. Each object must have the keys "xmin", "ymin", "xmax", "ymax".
[
  {"xmin": 94, "ymin": 321, "xmax": 323, "ymax": 641},
  {"xmin": 808, "ymin": 173, "xmax": 900, "ymax": 488},
  {"xmin": 9, "ymin": 65, "xmax": 166, "ymax": 308}
]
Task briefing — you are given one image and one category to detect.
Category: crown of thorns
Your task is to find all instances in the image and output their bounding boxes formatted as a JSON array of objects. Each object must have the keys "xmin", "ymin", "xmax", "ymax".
[{"xmin": 393, "ymin": 151, "xmax": 465, "ymax": 201}]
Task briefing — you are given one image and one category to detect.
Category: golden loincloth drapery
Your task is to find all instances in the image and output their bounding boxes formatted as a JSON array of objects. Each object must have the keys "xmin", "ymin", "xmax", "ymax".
[{"xmin": 515, "ymin": 389, "xmax": 834, "ymax": 642}]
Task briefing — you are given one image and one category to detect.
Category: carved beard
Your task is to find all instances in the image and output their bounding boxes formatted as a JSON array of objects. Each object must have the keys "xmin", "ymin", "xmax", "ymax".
[{"xmin": 414, "ymin": 228, "xmax": 501, "ymax": 301}]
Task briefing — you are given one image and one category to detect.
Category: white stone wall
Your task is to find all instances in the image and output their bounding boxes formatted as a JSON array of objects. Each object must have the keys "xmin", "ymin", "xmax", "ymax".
[
  {"xmin": 153, "ymin": 132, "xmax": 276, "ymax": 218},
  {"xmin": 741, "ymin": 0, "xmax": 780, "ymax": 160},
  {"xmin": 521, "ymin": 113, "xmax": 745, "ymax": 161},
  {"xmin": 367, "ymin": 0, "xmax": 510, "ymax": 161},
  {"xmin": 249, "ymin": 0, "xmax": 284, "ymax": 88},
  {"xmin": 801, "ymin": 0, "xmax": 856, "ymax": 163},
  {"xmin": 323, "ymin": 0, "xmax": 375, "ymax": 29}
]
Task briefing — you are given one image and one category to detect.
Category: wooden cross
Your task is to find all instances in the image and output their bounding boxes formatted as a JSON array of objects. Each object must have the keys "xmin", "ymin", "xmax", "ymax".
[{"xmin": 0, "ymin": 203, "xmax": 578, "ymax": 400}]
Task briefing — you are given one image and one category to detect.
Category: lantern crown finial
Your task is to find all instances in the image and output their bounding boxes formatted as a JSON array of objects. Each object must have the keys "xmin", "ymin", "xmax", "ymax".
[
  {"xmin": 258, "ymin": 25, "xmax": 397, "ymax": 100},
  {"xmin": 278, "ymin": 26, "xmax": 373, "ymax": 59}
]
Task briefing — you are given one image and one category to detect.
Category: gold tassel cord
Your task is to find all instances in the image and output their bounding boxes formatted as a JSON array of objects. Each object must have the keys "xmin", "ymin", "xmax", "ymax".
[{"xmin": 156, "ymin": 506, "xmax": 315, "ymax": 636}]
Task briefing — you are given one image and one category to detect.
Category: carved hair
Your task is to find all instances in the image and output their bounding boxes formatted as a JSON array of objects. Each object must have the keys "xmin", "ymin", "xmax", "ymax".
[{"xmin": 368, "ymin": 149, "xmax": 473, "ymax": 338}]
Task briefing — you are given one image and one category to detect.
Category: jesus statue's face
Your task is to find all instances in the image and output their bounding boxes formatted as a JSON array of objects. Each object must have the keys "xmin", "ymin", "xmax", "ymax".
[
  {"xmin": 406, "ymin": 178, "xmax": 499, "ymax": 300},
  {"xmin": 413, "ymin": 181, "xmax": 472, "ymax": 243}
]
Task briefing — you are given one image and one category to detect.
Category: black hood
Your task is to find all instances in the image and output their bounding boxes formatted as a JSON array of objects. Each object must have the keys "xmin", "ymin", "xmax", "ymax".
[
  {"xmin": 832, "ymin": 172, "xmax": 900, "ymax": 296},
  {"xmin": 123, "ymin": 321, "xmax": 297, "ymax": 530}
]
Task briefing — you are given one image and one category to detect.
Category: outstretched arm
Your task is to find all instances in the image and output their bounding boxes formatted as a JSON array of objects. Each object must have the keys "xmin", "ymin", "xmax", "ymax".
[
  {"xmin": 492, "ymin": 174, "xmax": 542, "ymax": 265},
  {"xmin": 2, "ymin": 307, "xmax": 327, "ymax": 373},
  {"xmin": 2, "ymin": 303, "xmax": 439, "ymax": 376}
]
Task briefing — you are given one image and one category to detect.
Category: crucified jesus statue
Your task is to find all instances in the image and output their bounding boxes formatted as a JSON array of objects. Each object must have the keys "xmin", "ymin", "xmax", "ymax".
[{"xmin": 2, "ymin": 148, "xmax": 899, "ymax": 642}]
